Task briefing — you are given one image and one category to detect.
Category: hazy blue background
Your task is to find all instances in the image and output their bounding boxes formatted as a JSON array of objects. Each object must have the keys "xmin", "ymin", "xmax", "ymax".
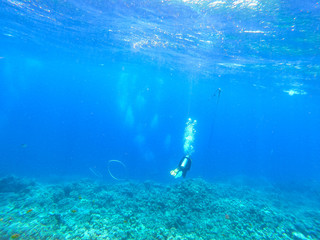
[{"xmin": 0, "ymin": 0, "xmax": 319, "ymax": 183}]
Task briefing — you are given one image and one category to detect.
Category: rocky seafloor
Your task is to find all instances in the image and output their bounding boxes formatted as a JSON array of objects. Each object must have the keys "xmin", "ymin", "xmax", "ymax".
[{"xmin": 0, "ymin": 176, "xmax": 319, "ymax": 240}]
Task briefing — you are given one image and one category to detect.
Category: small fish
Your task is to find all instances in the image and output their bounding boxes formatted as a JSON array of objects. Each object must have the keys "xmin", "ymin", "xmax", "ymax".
[
  {"xmin": 26, "ymin": 209, "xmax": 33, "ymax": 213},
  {"xmin": 71, "ymin": 209, "xmax": 77, "ymax": 213},
  {"xmin": 21, "ymin": 144, "xmax": 28, "ymax": 148},
  {"xmin": 10, "ymin": 234, "xmax": 20, "ymax": 239}
]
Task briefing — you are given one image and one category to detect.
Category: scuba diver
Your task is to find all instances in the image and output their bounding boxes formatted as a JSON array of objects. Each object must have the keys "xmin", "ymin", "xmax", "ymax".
[
  {"xmin": 170, "ymin": 154, "xmax": 192, "ymax": 178},
  {"xmin": 170, "ymin": 118, "xmax": 196, "ymax": 179}
]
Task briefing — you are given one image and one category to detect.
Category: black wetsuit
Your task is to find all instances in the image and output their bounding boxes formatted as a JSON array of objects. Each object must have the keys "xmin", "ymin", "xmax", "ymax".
[{"xmin": 178, "ymin": 155, "xmax": 192, "ymax": 178}]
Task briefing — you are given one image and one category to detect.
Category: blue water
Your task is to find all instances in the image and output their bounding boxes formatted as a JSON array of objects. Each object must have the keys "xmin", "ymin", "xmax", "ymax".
[{"xmin": 0, "ymin": 0, "xmax": 319, "ymax": 183}]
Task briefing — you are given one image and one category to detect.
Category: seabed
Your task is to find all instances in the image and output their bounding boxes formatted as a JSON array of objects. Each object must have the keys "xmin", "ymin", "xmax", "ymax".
[{"xmin": 0, "ymin": 176, "xmax": 319, "ymax": 240}]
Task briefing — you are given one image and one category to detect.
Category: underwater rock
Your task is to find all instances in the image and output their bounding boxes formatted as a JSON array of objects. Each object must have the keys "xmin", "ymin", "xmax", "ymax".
[
  {"xmin": 52, "ymin": 188, "xmax": 66, "ymax": 203},
  {"xmin": 0, "ymin": 177, "xmax": 319, "ymax": 239},
  {"xmin": 0, "ymin": 176, "xmax": 35, "ymax": 193}
]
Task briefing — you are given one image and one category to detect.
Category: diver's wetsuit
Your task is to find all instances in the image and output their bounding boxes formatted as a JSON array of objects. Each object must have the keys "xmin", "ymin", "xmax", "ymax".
[{"xmin": 178, "ymin": 155, "xmax": 192, "ymax": 178}]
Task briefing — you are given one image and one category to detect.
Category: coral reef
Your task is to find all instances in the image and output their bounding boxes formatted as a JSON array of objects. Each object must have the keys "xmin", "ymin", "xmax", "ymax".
[{"xmin": 0, "ymin": 176, "xmax": 319, "ymax": 239}]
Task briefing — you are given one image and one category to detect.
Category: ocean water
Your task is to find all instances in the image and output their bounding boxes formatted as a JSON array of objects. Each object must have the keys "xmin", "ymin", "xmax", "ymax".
[
  {"xmin": 0, "ymin": 0, "xmax": 320, "ymax": 239},
  {"xmin": 1, "ymin": 0, "xmax": 319, "ymax": 182}
]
